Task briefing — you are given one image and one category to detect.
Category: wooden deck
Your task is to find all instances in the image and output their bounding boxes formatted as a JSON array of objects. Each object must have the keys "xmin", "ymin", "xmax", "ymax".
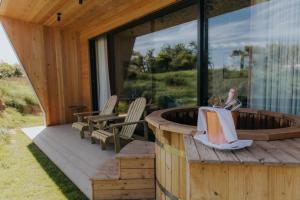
[{"xmin": 22, "ymin": 124, "xmax": 115, "ymax": 199}]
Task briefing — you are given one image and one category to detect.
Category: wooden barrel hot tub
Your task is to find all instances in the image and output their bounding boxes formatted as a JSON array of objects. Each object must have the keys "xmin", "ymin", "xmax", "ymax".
[{"xmin": 145, "ymin": 107, "xmax": 300, "ymax": 200}]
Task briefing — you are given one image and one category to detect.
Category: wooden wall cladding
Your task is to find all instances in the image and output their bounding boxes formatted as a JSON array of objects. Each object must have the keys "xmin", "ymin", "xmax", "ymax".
[
  {"xmin": 0, "ymin": 0, "xmax": 179, "ymax": 126},
  {"xmin": 0, "ymin": 17, "xmax": 88, "ymax": 125},
  {"xmin": 0, "ymin": 17, "xmax": 51, "ymax": 123}
]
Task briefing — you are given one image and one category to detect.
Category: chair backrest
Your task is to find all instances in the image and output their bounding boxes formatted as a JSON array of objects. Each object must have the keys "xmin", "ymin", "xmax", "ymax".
[
  {"xmin": 100, "ymin": 95, "xmax": 118, "ymax": 115},
  {"xmin": 120, "ymin": 97, "xmax": 146, "ymax": 139}
]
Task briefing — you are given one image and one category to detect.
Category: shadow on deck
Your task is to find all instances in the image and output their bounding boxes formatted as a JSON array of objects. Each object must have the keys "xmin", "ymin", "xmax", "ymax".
[{"xmin": 22, "ymin": 124, "xmax": 115, "ymax": 199}]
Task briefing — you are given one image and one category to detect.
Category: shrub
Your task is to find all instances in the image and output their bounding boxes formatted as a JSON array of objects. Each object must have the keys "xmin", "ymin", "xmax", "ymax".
[
  {"xmin": 157, "ymin": 95, "xmax": 177, "ymax": 108},
  {"xmin": 165, "ymin": 76, "xmax": 187, "ymax": 86},
  {"xmin": 24, "ymin": 96, "xmax": 37, "ymax": 106},
  {"xmin": 5, "ymin": 99, "xmax": 25, "ymax": 114},
  {"xmin": 0, "ymin": 128, "xmax": 10, "ymax": 145},
  {"xmin": 0, "ymin": 63, "xmax": 23, "ymax": 79},
  {"xmin": 0, "ymin": 63, "xmax": 15, "ymax": 78},
  {"xmin": 14, "ymin": 68, "xmax": 23, "ymax": 77}
]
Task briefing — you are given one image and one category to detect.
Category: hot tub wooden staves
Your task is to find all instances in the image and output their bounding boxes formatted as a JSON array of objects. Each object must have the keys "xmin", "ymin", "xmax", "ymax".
[{"xmin": 146, "ymin": 107, "xmax": 300, "ymax": 200}]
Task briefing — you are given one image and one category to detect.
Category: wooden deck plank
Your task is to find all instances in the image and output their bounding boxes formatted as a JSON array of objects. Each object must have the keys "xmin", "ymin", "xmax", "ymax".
[
  {"xmin": 184, "ymin": 135, "xmax": 200, "ymax": 162},
  {"xmin": 270, "ymin": 140, "xmax": 300, "ymax": 161},
  {"xmin": 116, "ymin": 140, "xmax": 155, "ymax": 159},
  {"xmin": 22, "ymin": 124, "xmax": 116, "ymax": 199},
  {"xmin": 194, "ymin": 138, "xmax": 220, "ymax": 163},
  {"xmin": 92, "ymin": 158, "xmax": 119, "ymax": 181},
  {"xmin": 214, "ymin": 150, "xmax": 239, "ymax": 163},
  {"xmin": 93, "ymin": 179, "xmax": 155, "ymax": 190},
  {"xmin": 185, "ymin": 133, "xmax": 300, "ymax": 166},
  {"xmin": 256, "ymin": 141, "xmax": 300, "ymax": 165},
  {"xmin": 246, "ymin": 143, "xmax": 279, "ymax": 164},
  {"xmin": 285, "ymin": 139, "xmax": 300, "ymax": 149},
  {"xmin": 232, "ymin": 148, "xmax": 260, "ymax": 164}
]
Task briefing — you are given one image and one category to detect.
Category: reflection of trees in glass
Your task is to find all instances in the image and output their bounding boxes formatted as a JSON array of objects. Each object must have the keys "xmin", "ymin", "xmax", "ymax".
[
  {"xmin": 230, "ymin": 46, "xmax": 251, "ymax": 70},
  {"xmin": 123, "ymin": 42, "xmax": 198, "ymax": 108},
  {"xmin": 129, "ymin": 42, "xmax": 197, "ymax": 73}
]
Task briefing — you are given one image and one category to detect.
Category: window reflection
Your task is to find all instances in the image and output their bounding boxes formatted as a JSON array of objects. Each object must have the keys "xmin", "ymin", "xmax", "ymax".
[
  {"xmin": 113, "ymin": 5, "xmax": 198, "ymax": 112},
  {"xmin": 208, "ymin": 0, "xmax": 300, "ymax": 115}
]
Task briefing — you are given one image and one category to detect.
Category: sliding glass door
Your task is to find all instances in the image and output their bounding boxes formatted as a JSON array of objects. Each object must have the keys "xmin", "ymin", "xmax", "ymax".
[
  {"xmin": 112, "ymin": 4, "xmax": 198, "ymax": 111},
  {"xmin": 89, "ymin": 0, "xmax": 300, "ymax": 116},
  {"xmin": 207, "ymin": 0, "xmax": 300, "ymax": 115}
]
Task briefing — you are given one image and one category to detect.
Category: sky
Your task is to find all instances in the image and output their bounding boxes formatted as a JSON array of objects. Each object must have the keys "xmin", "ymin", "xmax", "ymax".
[
  {"xmin": 134, "ymin": 20, "xmax": 197, "ymax": 56},
  {"xmin": 133, "ymin": 0, "xmax": 300, "ymax": 68},
  {"xmin": 0, "ymin": 23, "xmax": 19, "ymax": 65}
]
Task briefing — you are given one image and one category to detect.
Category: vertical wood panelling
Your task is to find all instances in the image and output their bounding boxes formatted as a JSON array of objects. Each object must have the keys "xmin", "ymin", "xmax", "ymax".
[
  {"xmin": 0, "ymin": 17, "xmax": 83, "ymax": 125},
  {"xmin": 79, "ymin": 37, "xmax": 92, "ymax": 111},
  {"xmin": 0, "ymin": 16, "xmax": 51, "ymax": 123},
  {"xmin": 155, "ymin": 130, "xmax": 187, "ymax": 200},
  {"xmin": 188, "ymin": 164, "xmax": 300, "ymax": 200}
]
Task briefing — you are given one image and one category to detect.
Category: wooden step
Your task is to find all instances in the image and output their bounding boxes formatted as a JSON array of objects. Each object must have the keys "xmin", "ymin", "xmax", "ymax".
[
  {"xmin": 92, "ymin": 158, "xmax": 119, "ymax": 181},
  {"xmin": 117, "ymin": 140, "xmax": 155, "ymax": 180},
  {"xmin": 91, "ymin": 140, "xmax": 155, "ymax": 200},
  {"xmin": 116, "ymin": 140, "xmax": 155, "ymax": 160}
]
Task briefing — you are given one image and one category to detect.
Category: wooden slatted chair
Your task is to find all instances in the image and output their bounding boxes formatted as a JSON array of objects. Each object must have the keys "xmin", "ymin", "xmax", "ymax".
[
  {"xmin": 72, "ymin": 95, "xmax": 118, "ymax": 138},
  {"xmin": 90, "ymin": 97, "xmax": 147, "ymax": 153}
]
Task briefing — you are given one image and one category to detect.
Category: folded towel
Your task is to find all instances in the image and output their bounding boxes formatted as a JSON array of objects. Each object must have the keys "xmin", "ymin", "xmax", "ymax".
[
  {"xmin": 197, "ymin": 106, "xmax": 238, "ymax": 143},
  {"xmin": 194, "ymin": 134, "xmax": 253, "ymax": 150}
]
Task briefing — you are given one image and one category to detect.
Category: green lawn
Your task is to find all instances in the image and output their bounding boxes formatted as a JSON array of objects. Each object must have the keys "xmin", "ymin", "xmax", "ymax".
[
  {"xmin": 0, "ymin": 75, "xmax": 88, "ymax": 200},
  {"xmin": 0, "ymin": 107, "xmax": 43, "ymax": 129},
  {"xmin": 0, "ymin": 131, "xmax": 88, "ymax": 200}
]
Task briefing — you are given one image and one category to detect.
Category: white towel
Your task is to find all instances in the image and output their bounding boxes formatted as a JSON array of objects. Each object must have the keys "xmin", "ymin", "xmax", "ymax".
[
  {"xmin": 194, "ymin": 134, "xmax": 253, "ymax": 150},
  {"xmin": 197, "ymin": 106, "xmax": 238, "ymax": 143}
]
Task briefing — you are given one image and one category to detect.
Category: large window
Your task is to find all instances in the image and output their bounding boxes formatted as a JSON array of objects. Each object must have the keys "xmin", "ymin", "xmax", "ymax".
[
  {"xmin": 90, "ymin": 0, "xmax": 300, "ymax": 116},
  {"xmin": 207, "ymin": 0, "xmax": 300, "ymax": 115},
  {"xmin": 112, "ymin": 4, "xmax": 198, "ymax": 111}
]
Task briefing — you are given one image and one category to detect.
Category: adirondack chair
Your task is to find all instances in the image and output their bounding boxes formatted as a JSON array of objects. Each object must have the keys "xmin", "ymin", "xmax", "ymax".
[
  {"xmin": 72, "ymin": 95, "xmax": 118, "ymax": 138},
  {"xmin": 90, "ymin": 97, "xmax": 147, "ymax": 153}
]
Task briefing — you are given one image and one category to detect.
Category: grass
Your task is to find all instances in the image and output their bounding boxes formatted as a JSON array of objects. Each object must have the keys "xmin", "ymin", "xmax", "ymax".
[
  {"xmin": 0, "ymin": 78, "xmax": 40, "ymax": 114},
  {"xmin": 0, "ymin": 131, "xmax": 88, "ymax": 200},
  {"xmin": 124, "ymin": 69, "xmax": 197, "ymax": 107},
  {"xmin": 0, "ymin": 107, "xmax": 43, "ymax": 129},
  {"xmin": 122, "ymin": 68, "xmax": 249, "ymax": 110},
  {"xmin": 0, "ymin": 76, "xmax": 87, "ymax": 200}
]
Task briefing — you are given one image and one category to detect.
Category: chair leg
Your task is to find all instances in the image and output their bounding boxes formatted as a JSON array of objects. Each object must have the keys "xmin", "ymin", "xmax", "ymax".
[
  {"xmin": 114, "ymin": 135, "xmax": 120, "ymax": 153},
  {"xmin": 100, "ymin": 140, "xmax": 107, "ymax": 150},
  {"xmin": 91, "ymin": 136, "xmax": 96, "ymax": 144},
  {"xmin": 80, "ymin": 130, "xmax": 85, "ymax": 139},
  {"xmin": 143, "ymin": 121, "xmax": 148, "ymax": 140}
]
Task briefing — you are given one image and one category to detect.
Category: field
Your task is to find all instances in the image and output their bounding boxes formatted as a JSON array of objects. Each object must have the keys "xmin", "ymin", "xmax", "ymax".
[
  {"xmin": 119, "ymin": 69, "xmax": 197, "ymax": 112},
  {"xmin": 0, "ymin": 78, "xmax": 43, "ymax": 129},
  {"xmin": 0, "ymin": 76, "xmax": 88, "ymax": 200},
  {"xmin": 120, "ymin": 68, "xmax": 248, "ymax": 111},
  {"xmin": 0, "ymin": 131, "xmax": 88, "ymax": 200}
]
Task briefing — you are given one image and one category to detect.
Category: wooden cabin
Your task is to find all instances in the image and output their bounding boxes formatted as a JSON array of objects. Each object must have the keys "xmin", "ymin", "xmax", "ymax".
[{"xmin": 2, "ymin": 0, "xmax": 300, "ymax": 199}]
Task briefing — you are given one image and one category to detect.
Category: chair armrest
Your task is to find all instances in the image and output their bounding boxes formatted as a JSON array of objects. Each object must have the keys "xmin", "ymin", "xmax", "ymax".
[
  {"xmin": 73, "ymin": 111, "xmax": 101, "ymax": 116},
  {"xmin": 109, "ymin": 120, "xmax": 145, "ymax": 129},
  {"xmin": 89, "ymin": 115, "xmax": 126, "ymax": 123},
  {"xmin": 84, "ymin": 113, "xmax": 116, "ymax": 120}
]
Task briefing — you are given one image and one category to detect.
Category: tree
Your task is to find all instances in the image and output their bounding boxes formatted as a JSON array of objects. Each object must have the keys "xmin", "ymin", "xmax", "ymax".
[
  {"xmin": 231, "ymin": 47, "xmax": 250, "ymax": 70},
  {"xmin": 144, "ymin": 49, "xmax": 156, "ymax": 73},
  {"xmin": 130, "ymin": 51, "xmax": 145, "ymax": 72}
]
